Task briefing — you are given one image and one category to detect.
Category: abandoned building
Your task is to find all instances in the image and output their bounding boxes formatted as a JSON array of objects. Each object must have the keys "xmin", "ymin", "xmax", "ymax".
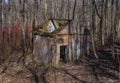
[{"xmin": 33, "ymin": 19, "xmax": 90, "ymax": 66}]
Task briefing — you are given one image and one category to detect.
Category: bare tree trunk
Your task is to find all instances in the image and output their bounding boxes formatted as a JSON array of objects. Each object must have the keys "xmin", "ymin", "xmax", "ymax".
[
  {"xmin": 32, "ymin": 0, "xmax": 39, "ymax": 62},
  {"xmin": 8, "ymin": 0, "xmax": 11, "ymax": 43},
  {"xmin": 91, "ymin": 0, "xmax": 98, "ymax": 59},
  {"xmin": 0, "ymin": 0, "xmax": 2, "ymax": 26},
  {"xmin": 45, "ymin": 0, "xmax": 47, "ymax": 19},
  {"xmin": 67, "ymin": 0, "xmax": 71, "ymax": 61},
  {"xmin": 1, "ymin": 0, "xmax": 4, "ymax": 42},
  {"xmin": 100, "ymin": 0, "xmax": 105, "ymax": 46},
  {"xmin": 22, "ymin": 0, "xmax": 27, "ymax": 65},
  {"xmin": 72, "ymin": 0, "xmax": 77, "ymax": 20},
  {"xmin": 111, "ymin": 0, "xmax": 115, "ymax": 59},
  {"xmin": 112, "ymin": 0, "xmax": 119, "ymax": 60}
]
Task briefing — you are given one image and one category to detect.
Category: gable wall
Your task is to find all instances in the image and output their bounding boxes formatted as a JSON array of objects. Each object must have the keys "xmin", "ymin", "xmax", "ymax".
[{"xmin": 46, "ymin": 21, "xmax": 56, "ymax": 32}]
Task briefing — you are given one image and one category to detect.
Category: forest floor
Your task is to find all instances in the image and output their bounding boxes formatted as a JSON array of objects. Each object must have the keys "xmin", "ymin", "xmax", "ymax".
[
  {"xmin": 0, "ymin": 48, "xmax": 119, "ymax": 83},
  {"xmin": 45, "ymin": 56, "xmax": 119, "ymax": 83}
]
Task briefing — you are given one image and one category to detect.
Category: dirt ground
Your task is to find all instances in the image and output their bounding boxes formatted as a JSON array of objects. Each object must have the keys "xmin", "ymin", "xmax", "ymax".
[
  {"xmin": 45, "ymin": 58, "xmax": 119, "ymax": 83},
  {"xmin": 0, "ymin": 55, "xmax": 119, "ymax": 83}
]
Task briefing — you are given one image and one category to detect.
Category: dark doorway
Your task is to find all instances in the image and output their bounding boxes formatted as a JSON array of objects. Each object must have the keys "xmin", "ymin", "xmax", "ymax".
[{"xmin": 60, "ymin": 45, "xmax": 67, "ymax": 63}]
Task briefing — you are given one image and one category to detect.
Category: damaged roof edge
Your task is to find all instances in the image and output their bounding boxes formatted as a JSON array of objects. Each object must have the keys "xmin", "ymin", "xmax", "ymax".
[{"xmin": 32, "ymin": 19, "xmax": 69, "ymax": 37}]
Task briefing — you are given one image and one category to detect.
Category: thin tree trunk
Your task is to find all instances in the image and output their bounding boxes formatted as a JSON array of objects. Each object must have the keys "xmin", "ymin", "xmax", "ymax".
[
  {"xmin": 1, "ymin": 0, "xmax": 4, "ymax": 42},
  {"xmin": 8, "ymin": 0, "xmax": 11, "ymax": 43},
  {"xmin": 101, "ymin": 0, "xmax": 105, "ymax": 46},
  {"xmin": 72, "ymin": 0, "xmax": 77, "ymax": 20},
  {"xmin": 111, "ymin": 0, "xmax": 115, "ymax": 59},
  {"xmin": 22, "ymin": 0, "xmax": 27, "ymax": 65},
  {"xmin": 91, "ymin": 0, "xmax": 98, "ymax": 59}
]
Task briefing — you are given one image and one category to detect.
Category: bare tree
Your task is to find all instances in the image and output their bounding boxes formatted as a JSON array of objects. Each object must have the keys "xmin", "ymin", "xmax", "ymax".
[{"xmin": 90, "ymin": 0, "xmax": 98, "ymax": 59}]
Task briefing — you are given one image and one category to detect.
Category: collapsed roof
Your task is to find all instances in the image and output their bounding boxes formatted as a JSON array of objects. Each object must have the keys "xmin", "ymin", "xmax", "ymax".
[{"xmin": 33, "ymin": 19, "xmax": 69, "ymax": 37}]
